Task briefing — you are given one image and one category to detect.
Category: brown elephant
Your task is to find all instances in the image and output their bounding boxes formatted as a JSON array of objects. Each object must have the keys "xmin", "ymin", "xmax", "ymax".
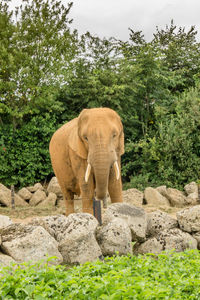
[{"xmin": 49, "ymin": 107, "xmax": 124, "ymax": 216}]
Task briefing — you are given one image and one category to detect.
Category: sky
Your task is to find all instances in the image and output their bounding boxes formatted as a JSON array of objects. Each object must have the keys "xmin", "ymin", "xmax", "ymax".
[{"xmin": 10, "ymin": 0, "xmax": 200, "ymax": 41}]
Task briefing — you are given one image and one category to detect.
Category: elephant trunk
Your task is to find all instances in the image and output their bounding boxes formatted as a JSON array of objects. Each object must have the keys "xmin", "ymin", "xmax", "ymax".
[{"xmin": 85, "ymin": 146, "xmax": 120, "ymax": 201}]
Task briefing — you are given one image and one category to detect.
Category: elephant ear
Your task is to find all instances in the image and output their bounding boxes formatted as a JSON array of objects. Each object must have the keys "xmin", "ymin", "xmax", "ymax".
[
  {"xmin": 68, "ymin": 119, "xmax": 88, "ymax": 159},
  {"xmin": 119, "ymin": 130, "xmax": 125, "ymax": 156}
]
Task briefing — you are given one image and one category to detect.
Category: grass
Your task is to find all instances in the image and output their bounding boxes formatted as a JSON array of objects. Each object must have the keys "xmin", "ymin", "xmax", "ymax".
[{"xmin": 1, "ymin": 250, "xmax": 200, "ymax": 299}]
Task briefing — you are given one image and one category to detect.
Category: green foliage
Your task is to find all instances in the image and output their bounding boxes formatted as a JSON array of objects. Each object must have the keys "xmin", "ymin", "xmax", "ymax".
[
  {"xmin": 0, "ymin": 114, "xmax": 57, "ymax": 187},
  {"xmin": 128, "ymin": 84, "xmax": 200, "ymax": 189},
  {"xmin": 0, "ymin": 0, "xmax": 200, "ymax": 189},
  {"xmin": 1, "ymin": 250, "xmax": 200, "ymax": 299}
]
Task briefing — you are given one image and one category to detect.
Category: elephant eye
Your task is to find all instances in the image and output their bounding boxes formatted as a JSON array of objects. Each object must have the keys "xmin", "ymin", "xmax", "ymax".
[
  {"xmin": 112, "ymin": 132, "xmax": 117, "ymax": 138},
  {"xmin": 83, "ymin": 136, "xmax": 88, "ymax": 141}
]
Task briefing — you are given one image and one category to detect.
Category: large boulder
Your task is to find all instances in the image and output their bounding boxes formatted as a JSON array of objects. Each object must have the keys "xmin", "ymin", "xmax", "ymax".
[
  {"xmin": 177, "ymin": 205, "xmax": 200, "ymax": 233},
  {"xmin": 30, "ymin": 213, "xmax": 98, "ymax": 243},
  {"xmin": 144, "ymin": 187, "xmax": 170, "ymax": 207},
  {"xmin": 0, "ymin": 215, "xmax": 13, "ymax": 229},
  {"xmin": 184, "ymin": 182, "xmax": 198, "ymax": 195},
  {"xmin": 37, "ymin": 192, "xmax": 57, "ymax": 207},
  {"xmin": 18, "ymin": 187, "xmax": 32, "ymax": 201},
  {"xmin": 0, "ymin": 184, "xmax": 28, "ymax": 207},
  {"xmin": 166, "ymin": 188, "xmax": 187, "ymax": 207},
  {"xmin": 147, "ymin": 210, "xmax": 178, "ymax": 237},
  {"xmin": 47, "ymin": 177, "xmax": 63, "ymax": 198},
  {"xmin": 136, "ymin": 228, "xmax": 197, "ymax": 254},
  {"xmin": 0, "ymin": 224, "xmax": 63, "ymax": 265},
  {"xmin": 0, "ymin": 253, "xmax": 16, "ymax": 267},
  {"xmin": 96, "ymin": 218, "xmax": 132, "ymax": 256},
  {"xmin": 27, "ymin": 183, "xmax": 44, "ymax": 193},
  {"xmin": 135, "ymin": 237, "xmax": 163, "ymax": 254},
  {"xmin": 122, "ymin": 188, "xmax": 144, "ymax": 206},
  {"xmin": 103, "ymin": 203, "xmax": 147, "ymax": 242},
  {"xmin": 29, "ymin": 190, "xmax": 46, "ymax": 206},
  {"xmin": 58, "ymin": 232, "xmax": 102, "ymax": 264}
]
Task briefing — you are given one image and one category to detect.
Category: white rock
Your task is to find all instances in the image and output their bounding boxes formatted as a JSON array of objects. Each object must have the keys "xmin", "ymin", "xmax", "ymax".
[
  {"xmin": 135, "ymin": 237, "xmax": 163, "ymax": 254},
  {"xmin": 184, "ymin": 182, "xmax": 198, "ymax": 196},
  {"xmin": 1, "ymin": 224, "xmax": 63, "ymax": 265},
  {"xmin": 177, "ymin": 205, "xmax": 200, "ymax": 233},
  {"xmin": 18, "ymin": 187, "xmax": 32, "ymax": 200},
  {"xmin": 122, "ymin": 188, "xmax": 144, "ymax": 206},
  {"xmin": 29, "ymin": 190, "xmax": 46, "ymax": 206},
  {"xmin": 103, "ymin": 203, "xmax": 147, "ymax": 242},
  {"xmin": 0, "ymin": 215, "xmax": 13, "ymax": 229},
  {"xmin": 0, "ymin": 184, "xmax": 28, "ymax": 207},
  {"xmin": 144, "ymin": 187, "xmax": 170, "ymax": 207},
  {"xmin": 0, "ymin": 253, "xmax": 16, "ymax": 267},
  {"xmin": 37, "ymin": 192, "xmax": 57, "ymax": 207},
  {"xmin": 166, "ymin": 188, "xmax": 187, "ymax": 207},
  {"xmin": 27, "ymin": 183, "xmax": 44, "ymax": 193},
  {"xmin": 96, "ymin": 218, "xmax": 132, "ymax": 256},
  {"xmin": 47, "ymin": 177, "xmax": 62, "ymax": 198},
  {"xmin": 186, "ymin": 192, "xmax": 199, "ymax": 205},
  {"xmin": 59, "ymin": 232, "xmax": 102, "ymax": 264},
  {"xmin": 147, "ymin": 210, "xmax": 178, "ymax": 237}
]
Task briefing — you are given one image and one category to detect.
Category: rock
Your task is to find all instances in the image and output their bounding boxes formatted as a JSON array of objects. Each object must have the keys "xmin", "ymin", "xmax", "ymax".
[
  {"xmin": 0, "ymin": 215, "xmax": 13, "ymax": 229},
  {"xmin": 144, "ymin": 187, "xmax": 170, "ymax": 207},
  {"xmin": 0, "ymin": 184, "xmax": 28, "ymax": 207},
  {"xmin": 184, "ymin": 182, "xmax": 198, "ymax": 195},
  {"xmin": 29, "ymin": 189, "xmax": 46, "ymax": 206},
  {"xmin": 30, "ymin": 213, "xmax": 98, "ymax": 243},
  {"xmin": 159, "ymin": 228, "xmax": 197, "ymax": 252},
  {"xmin": 177, "ymin": 205, "xmax": 200, "ymax": 233},
  {"xmin": 103, "ymin": 203, "xmax": 147, "ymax": 242},
  {"xmin": 27, "ymin": 183, "xmax": 44, "ymax": 193},
  {"xmin": 135, "ymin": 237, "xmax": 163, "ymax": 254},
  {"xmin": 18, "ymin": 187, "xmax": 32, "ymax": 201},
  {"xmin": 96, "ymin": 218, "xmax": 132, "ymax": 256},
  {"xmin": 0, "ymin": 253, "xmax": 16, "ymax": 267},
  {"xmin": 136, "ymin": 228, "xmax": 197, "ymax": 254},
  {"xmin": 186, "ymin": 192, "xmax": 199, "ymax": 205},
  {"xmin": 1, "ymin": 224, "xmax": 63, "ymax": 265},
  {"xmin": 147, "ymin": 210, "xmax": 178, "ymax": 237},
  {"xmin": 192, "ymin": 232, "xmax": 200, "ymax": 249},
  {"xmin": 29, "ymin": 215, "xmax": 67, "ymax": 239},
  {"xmin": 122, "ymin": 188, "xmax": 144, "ymax": 206},
  {"xmin": 56, "ymin": 213, "xmax": 98, "ymax": 242},
  {"xmin": 37, "ymin": 192, "xmax": 57, "ymax": 207},
  {"xmin": 47, "ymin": 177, "xmax": 63, "ymax": 198},
  {"xmin": 156, "ymin": 186, "xmax": 168, "ymax": 198},
  {"xmin": 59, "ymin": 232, "xmax": 102, "ymax": 265},
  {"xmin": 166, "ymin": 188, "xmax": 187, "ymax": 207}
]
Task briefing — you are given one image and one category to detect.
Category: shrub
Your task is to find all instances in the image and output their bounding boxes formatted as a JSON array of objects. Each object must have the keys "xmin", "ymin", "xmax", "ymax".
[{"xmin": 0, "ymin": 113, "xmax": 58, "ymax": 187}]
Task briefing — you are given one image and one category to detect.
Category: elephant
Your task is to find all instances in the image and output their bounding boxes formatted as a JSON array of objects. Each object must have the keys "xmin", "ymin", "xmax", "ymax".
[{"xmin": 49, "ymin": 107, "xmax": 124, "ymax": 216}]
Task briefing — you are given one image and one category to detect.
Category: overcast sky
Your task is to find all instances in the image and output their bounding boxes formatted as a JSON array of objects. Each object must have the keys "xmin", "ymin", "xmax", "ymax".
[{"xmin": 10, "ymin": 0, "xmax": 200, "ymax": 41}]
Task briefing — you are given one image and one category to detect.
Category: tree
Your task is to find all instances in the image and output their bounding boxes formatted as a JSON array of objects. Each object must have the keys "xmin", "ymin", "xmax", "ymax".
[{"xmin": 0, "ymin": 0, "xmax": 78, "ymax": 128}]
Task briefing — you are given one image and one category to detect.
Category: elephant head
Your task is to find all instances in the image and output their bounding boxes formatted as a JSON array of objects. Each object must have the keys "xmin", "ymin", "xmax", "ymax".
[{"xmin": 68, "ymin": 108, "xmax": 124, "ymax": 202}]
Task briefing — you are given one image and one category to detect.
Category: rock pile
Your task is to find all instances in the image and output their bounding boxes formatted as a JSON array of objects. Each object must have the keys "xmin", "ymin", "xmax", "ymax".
[
  {"xmin": 1, "ymin": 202, "xmax": 200, "ymax": 267},
  {"xmin": 0, "ymin": 178, "xmax": 199, "ymax": 209}
]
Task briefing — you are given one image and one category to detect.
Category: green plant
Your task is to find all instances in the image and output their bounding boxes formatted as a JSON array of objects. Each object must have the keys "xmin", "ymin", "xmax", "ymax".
[
  {"xmin": 0, "ymin": 113, "xmax": 58, "ymax": 187},
  {"xmin": 1, "ymin": 250, "xmax": 200, "ymax": 299}
]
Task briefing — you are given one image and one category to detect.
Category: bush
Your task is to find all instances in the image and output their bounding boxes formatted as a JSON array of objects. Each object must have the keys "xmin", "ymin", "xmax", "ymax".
[
  {"xmin": 0, "ymin": 114, "xmax": 58, "ymax": 187},
  {"xmin": 126, "ymin": 84, "xmax": 200, "ymax": 190},
  {"xmin": 1, "ymin": 250, "xmax": 200, "ymax": 299}
]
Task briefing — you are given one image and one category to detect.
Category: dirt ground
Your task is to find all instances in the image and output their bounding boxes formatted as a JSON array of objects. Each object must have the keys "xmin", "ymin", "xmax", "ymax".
[{"xmin": 0, "ymin": 198, "xmax": 182, "ymax": 224}]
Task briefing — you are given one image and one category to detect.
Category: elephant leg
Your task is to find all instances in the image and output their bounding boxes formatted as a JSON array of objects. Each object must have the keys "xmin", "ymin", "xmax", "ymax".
[
  {"xmin": 81, "ymin": 181, "xmax": 95, "ymax": 215},
  {"xmin": 108, "ymin": 164, "xmax": 123, "ymax": 203},
  {"xmin": 63, "ymin": 189, "xmax": 75, "ymax": 216}
]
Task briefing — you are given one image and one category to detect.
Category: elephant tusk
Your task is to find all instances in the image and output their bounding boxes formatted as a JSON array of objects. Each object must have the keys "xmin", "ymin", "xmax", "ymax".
[
  {"xmin": 114, "ymin": 161, "xmax": 120, "ymax": 180},
  {"xmin": 85, "ymin": 163, "xmax": 91, "ymax": 183}
]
